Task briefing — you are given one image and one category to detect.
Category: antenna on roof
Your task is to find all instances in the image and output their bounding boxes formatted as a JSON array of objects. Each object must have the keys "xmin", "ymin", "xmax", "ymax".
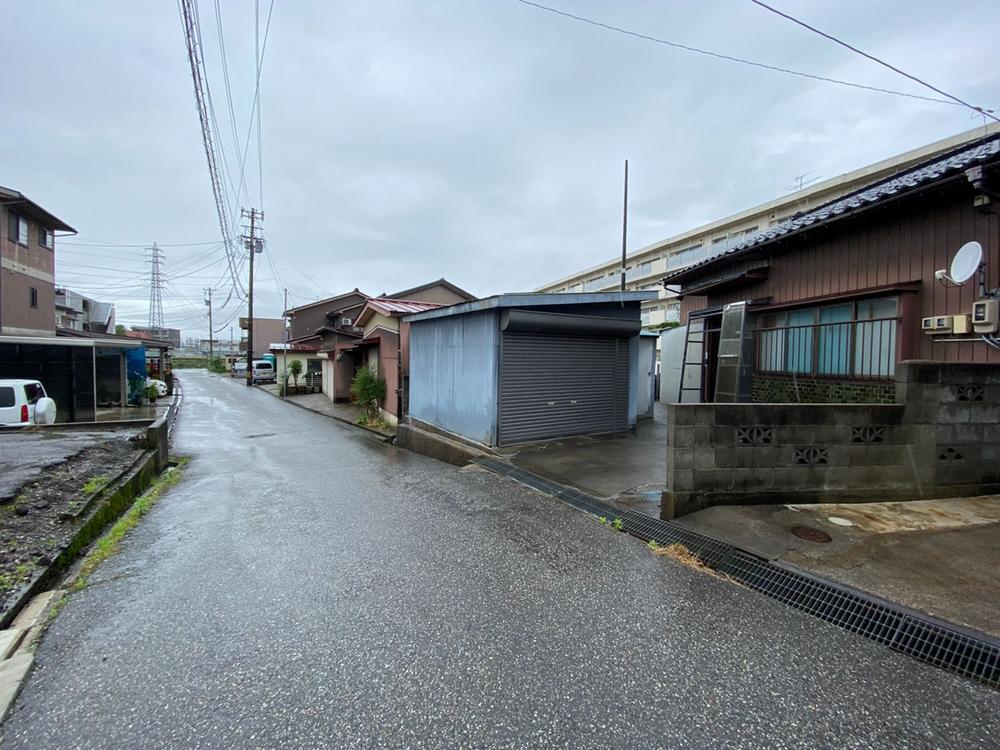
[
  {"xmin": 792, "ymin": 170, "xmax": 821, "ymax": 191},
  {"xmin": 620, "ymin": 159, "xmax": 628, "ymax": 303}
]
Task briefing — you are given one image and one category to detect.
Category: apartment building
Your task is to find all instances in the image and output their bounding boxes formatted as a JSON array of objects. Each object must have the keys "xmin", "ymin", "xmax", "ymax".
[
  {"xmin": 55, "ymin": 287, "xmax": 116, "ymax": 334},
  {"xmin": 536, "ymin": 124, "xmax": 1000, "ymax": 339},
  {"xmin": 0, "ymin": 186, "xmax": 76, "ymax": 336}
]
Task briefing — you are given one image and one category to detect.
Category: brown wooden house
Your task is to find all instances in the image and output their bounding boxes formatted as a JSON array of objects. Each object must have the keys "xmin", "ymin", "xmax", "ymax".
[{"xmin": 662, "ymin": 133, "xmax": 1000, "ymax": 404}]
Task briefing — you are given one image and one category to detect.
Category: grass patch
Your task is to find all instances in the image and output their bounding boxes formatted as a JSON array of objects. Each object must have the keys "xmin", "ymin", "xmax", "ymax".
[
  {"xmin": 71, "ymin": 457, "xmax": 189, "ymax": 592},
  {"xmin": 81, "ymin": 475, "xmax": 109, "ymax": 494}
]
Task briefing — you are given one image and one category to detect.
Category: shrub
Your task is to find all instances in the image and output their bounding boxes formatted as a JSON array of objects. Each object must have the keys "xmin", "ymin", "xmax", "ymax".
[
  {"xmin": 288, "ymin": 359, "xmax": 303, "ymax": 386},
  {"xmin": 350, "ymin": 365, "xmax": 386, "ymax": 420}
]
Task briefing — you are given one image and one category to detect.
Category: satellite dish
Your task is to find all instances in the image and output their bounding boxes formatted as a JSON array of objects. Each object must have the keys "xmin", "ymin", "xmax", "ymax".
[{"xmin": 949, "ymin": 241, "xmax": 983, "ymax": 284}]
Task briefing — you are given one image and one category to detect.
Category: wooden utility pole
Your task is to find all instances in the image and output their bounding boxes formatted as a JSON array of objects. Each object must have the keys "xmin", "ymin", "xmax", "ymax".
[
  {"xmin": 620, "ymin": 159, "xmax": 629, "ymax": 292},
  {"xmin": 204, "ymin": 287, "xmax": 213, "ymax": 363},
  {"xmin": 241, "ymin": 208, "xmax": 264, "ymax": 387}
]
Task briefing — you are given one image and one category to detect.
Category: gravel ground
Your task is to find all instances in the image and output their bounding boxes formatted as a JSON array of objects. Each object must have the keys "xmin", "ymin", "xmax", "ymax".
[
  {"xmin": 0, "ymin": 432, "xmax": 143, "ymax": 613},
  {"xmin": 2, "ymin": 370, "xmax": 999, "ymax": 749}
]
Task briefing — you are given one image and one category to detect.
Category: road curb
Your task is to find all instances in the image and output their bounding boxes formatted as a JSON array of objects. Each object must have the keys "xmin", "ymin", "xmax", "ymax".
[{"xmin": 252, "ymin": 381, "xmax": 395, "ymax": 441}]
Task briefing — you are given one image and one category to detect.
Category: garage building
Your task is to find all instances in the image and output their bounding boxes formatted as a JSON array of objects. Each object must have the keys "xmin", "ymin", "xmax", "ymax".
[{"xmin": 404, "ymin": 292, "xmax": 656, "ymax": 447}]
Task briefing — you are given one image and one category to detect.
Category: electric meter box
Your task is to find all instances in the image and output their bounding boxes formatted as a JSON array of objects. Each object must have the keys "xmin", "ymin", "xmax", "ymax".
[
  {"xmin": 921, "ymin": 316, "xmax": 952, "ymax": 334},
  {"xmin": 972, "ymin": 299, "xmax": 999, "ymax": 334}
]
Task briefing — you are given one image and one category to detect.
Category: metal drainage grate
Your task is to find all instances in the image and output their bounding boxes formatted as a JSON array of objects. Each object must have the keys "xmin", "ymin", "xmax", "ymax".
[{"xmin": 472, "ymin": 457, "xmax": 1000, "ymax": 689}]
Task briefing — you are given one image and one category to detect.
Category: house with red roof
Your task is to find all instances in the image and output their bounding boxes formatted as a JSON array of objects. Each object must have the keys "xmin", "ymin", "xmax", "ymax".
[{"xmin": 337, "ymin": 279, "xmax": 476, "ymax": 423}]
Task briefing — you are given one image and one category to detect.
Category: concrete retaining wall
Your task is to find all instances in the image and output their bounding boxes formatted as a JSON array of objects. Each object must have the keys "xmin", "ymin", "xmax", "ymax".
[{"xmin": 664, "ymin": 361, "xmax": 1000, "ymax": 518}]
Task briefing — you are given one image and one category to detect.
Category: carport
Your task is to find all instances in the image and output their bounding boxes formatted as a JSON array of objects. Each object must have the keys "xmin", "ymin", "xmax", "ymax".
[{"xmin": 404, "ymin": 292, "xmax": 656, "ymax": 447}]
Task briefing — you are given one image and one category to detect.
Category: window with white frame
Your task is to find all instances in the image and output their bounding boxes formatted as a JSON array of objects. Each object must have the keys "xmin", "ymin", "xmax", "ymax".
[{"xmin": 39, "ymin": 227, "xmax": 53, "ymax": 249}]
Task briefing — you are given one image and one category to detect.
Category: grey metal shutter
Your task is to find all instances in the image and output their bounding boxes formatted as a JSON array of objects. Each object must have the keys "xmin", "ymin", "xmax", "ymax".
[{"xmin": 499, "ymin": 332, "xmax": 629, "ymax": 445}]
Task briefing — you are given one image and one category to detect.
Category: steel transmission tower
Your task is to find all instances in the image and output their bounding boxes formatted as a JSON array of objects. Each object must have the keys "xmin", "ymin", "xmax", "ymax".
[{"xmin": 146, "ymin": 243, "xmax": 165, "ymax": 329}]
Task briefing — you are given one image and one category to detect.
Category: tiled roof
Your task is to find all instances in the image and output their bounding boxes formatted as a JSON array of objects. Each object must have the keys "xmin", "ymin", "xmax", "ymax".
[{"xmin": 663, "ymin": 135, "xmax": 1000, "ymax": 283}]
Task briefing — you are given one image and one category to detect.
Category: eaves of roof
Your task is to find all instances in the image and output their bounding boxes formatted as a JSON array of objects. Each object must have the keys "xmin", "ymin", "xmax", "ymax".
[{"xmin": 662, "ymin": 135, "xmax": 1000, "ymax": 286}]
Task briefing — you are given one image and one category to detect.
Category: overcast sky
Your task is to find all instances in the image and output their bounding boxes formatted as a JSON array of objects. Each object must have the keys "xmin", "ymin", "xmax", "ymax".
[{"xmin": 4, "ymin": 0, "xmax": 1000, "ymax": 341}]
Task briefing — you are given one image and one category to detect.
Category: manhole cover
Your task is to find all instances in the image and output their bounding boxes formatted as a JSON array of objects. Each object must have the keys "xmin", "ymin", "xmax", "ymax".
[
  {"xmin": 245, "ymin": 433, "xmax": 276, "ymax": 439},
  {"xmin": 790, "ymin": 525, "xmax": 832, "ymax": 543}
]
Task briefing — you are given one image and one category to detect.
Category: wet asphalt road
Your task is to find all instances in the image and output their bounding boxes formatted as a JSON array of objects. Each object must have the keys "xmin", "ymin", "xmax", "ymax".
[{"xmin": 3, "ymin": 370, "xmax": 999, "ymax": 748}]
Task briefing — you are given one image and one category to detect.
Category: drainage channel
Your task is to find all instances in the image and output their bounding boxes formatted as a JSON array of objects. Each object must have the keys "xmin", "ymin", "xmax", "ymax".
[{"xmin": 472, "ymin": 457, "xmax": 1000, "ymax": 689}]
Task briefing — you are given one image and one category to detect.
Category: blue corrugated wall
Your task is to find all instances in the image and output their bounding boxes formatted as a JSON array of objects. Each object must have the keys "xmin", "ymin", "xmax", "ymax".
[{"xmin": 408, "ymin": 310, "xmax": 499, "ymax": 445}]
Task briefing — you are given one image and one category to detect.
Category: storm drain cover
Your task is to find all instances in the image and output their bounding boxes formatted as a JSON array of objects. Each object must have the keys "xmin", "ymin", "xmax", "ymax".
[{"xmin": 790, "ymin": 525, "xmax": 833, "ymax": 543}]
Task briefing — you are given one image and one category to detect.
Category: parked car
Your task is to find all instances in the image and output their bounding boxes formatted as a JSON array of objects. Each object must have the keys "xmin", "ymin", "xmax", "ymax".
[
  {"xmin": 0, "ymin": 380, "xmax": 57, "ymax": 426},
  {"xmin": 231, "ymin": 361, "xmax": 247, "ymax": 378},
  {"xmin": 251, "ymin": 360, "xmax": 276, "ymax": 384},
  {"xmin": 146, "ymin": 378, "xmax": 168, "ymax": 397}
]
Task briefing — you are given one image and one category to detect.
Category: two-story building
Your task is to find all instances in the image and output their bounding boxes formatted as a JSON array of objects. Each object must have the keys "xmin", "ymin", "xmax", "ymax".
[
  {"xmin": 54, "ymin": 287, "xmax": 116, "ymax": 334},
  {"xmin": 1, "ymin": 186, "xmax": 76, "ymax": 336}
]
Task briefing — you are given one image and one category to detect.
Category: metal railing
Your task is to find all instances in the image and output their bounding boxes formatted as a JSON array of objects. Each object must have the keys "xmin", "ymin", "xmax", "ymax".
[{"xmin": 754, "ymin": 317, "xmax": 898, "ymax": 380}]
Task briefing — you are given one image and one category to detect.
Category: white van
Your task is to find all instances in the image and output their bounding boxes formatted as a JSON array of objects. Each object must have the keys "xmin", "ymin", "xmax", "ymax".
[
  {"xmin": 251, "ymin": 360, "xmax": 276, "ymax": 384},
  {"xmin": 0, "ymin": 380, "xmax": 57, "ymax": 426}
]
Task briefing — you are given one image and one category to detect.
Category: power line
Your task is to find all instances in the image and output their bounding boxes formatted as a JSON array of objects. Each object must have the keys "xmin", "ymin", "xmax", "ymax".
[
  {"xmin": 178, "ymin": 0, "xmax": 246, "ymax": 297},
  {"xmin": 265, "ymin": 240, "xmax": 333, "ymax": 296},
  {"xmin": 512, "ymin": 0, "xmax": 963, "ymax": 107},
  {"xmin": 232, "ymin": 0, "xmax": 276, "ymax": 221},
  {"xmin": 60, "ymin": 239, "xmax": 222, "ymax": 248},
  {"xmin": 747, "ymin": 0, "xmax": 998, "ymax": 122},
  {"xmin": 255, "ymin": 0, "xmax": 264, "ymax": 210},
  {"xmin": 213, "ymin": 0, "xmax": 244, "ymax": 190}
]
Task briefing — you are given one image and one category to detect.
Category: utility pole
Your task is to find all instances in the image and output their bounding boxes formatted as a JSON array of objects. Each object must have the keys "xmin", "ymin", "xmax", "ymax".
[
  {"xmin": 620, "ymin": 159, "xmax": 629, "ymax": 293},
  {"xmin": 204, "ymin": 287, "xmax": 213, "ymax": 363},
  {"xmin": 240, "ymin": 208, "xmax": 264, "ymax": 387},
  {"xmin": 282, "ymin": 288, "xmax": 288, "ymax": 394}
]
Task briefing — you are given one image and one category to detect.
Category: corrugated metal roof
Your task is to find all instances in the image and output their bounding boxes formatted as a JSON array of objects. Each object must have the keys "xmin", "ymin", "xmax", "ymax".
[
  {"xmin": 663, "ymin": 135, "xmax": 1000, "ymax": 283},
  {"xmin": 366, "ymin": 298, "xmax": 445, "ymax": 315},
  {"xmin": 403, "ymin": 291, "xmax": 658, "ymax": 323}
]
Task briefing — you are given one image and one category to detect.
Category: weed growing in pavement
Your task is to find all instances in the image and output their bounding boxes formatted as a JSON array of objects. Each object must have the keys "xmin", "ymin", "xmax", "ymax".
[
  {"xmin": 646, "ymin": 539, "xmax": 660, "ymax": 550},
  {"xmin": 599, "ymin": 516, "xmax": 608, "ymax": 526},
  {"xmin": 612, "ymin": 517, "xmax": 624, "ymax": 532},
  {"xmin": 653, "ymin": 542, "xmax": 710, "ymax": 571},
  {"xmin": 71, "ymin": 457, "xmax": 189, "ymax": 593},
  {"xmin": 81, "ymin": 475, "xmax": 109, "ymax": 494}
]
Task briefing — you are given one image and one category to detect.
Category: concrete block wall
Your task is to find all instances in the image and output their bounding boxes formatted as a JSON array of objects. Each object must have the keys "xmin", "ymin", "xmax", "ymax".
[
  {"xmin": 896, "ymin": 361, "xmax": 1000, "ymax": 495},
  {"xmin": 664, "ymin": 360, "xmax": 1000, "ymax": 518}
]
